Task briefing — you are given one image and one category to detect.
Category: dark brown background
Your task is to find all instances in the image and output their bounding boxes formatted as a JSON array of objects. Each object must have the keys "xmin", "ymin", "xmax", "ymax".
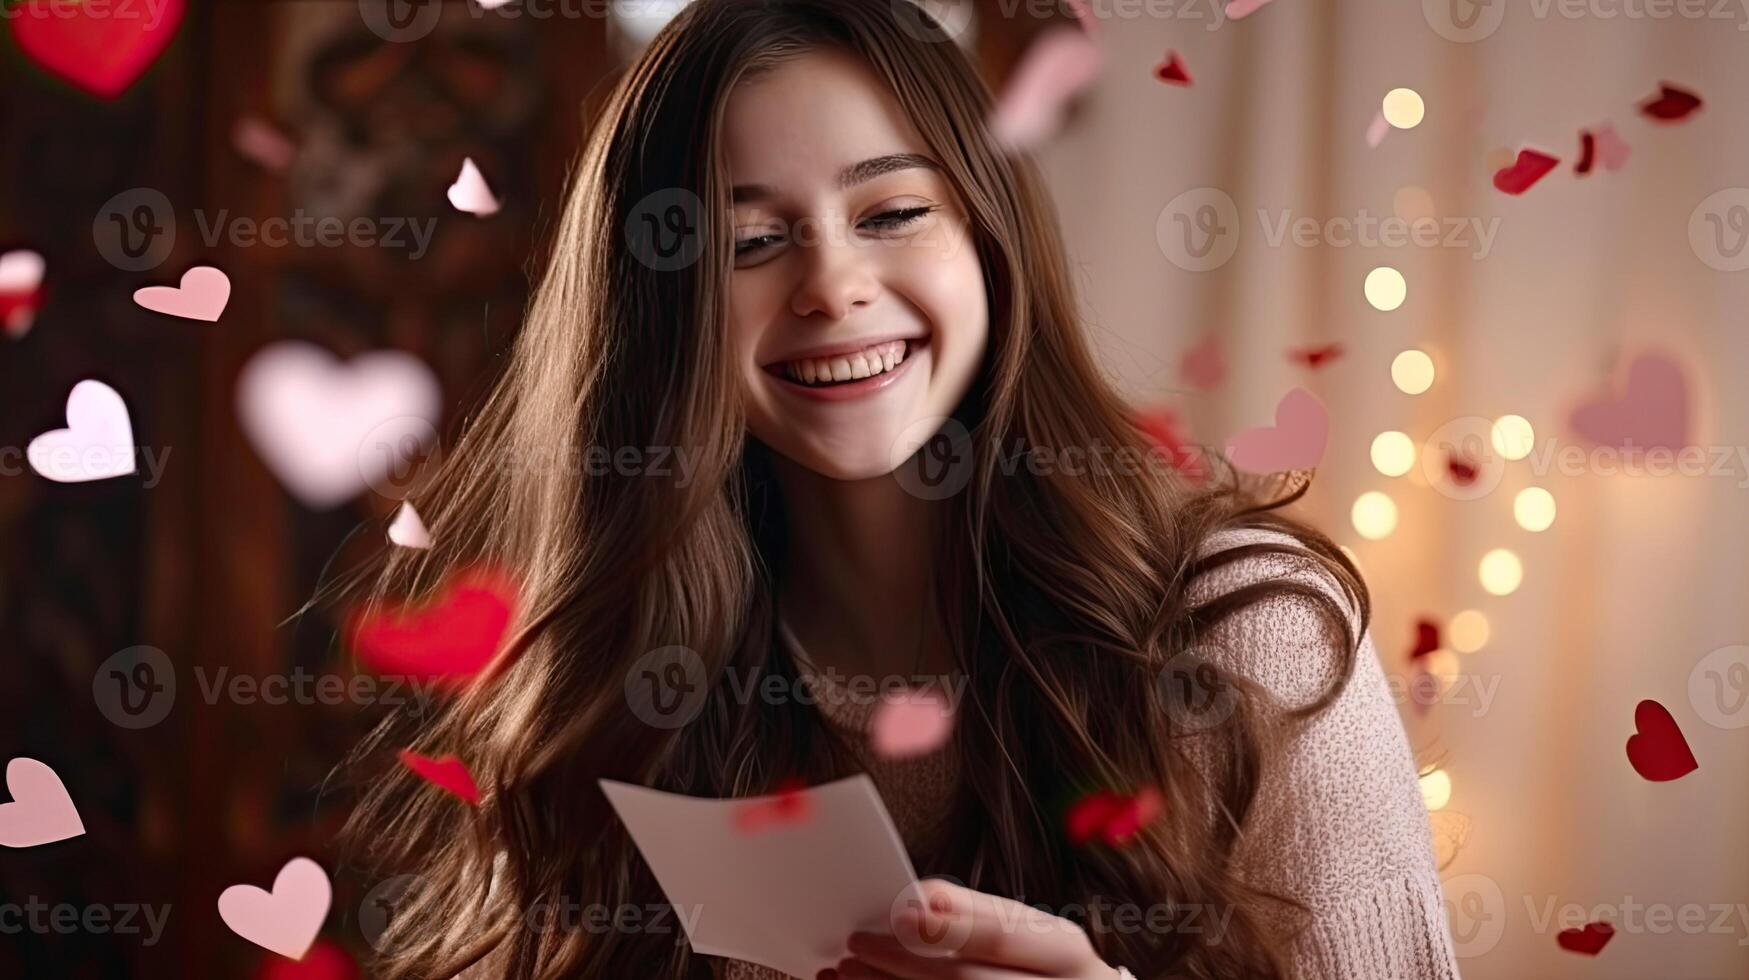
[{"xmin": 0, "ymin": 2, "xmax": 1066, "ymax": 975}]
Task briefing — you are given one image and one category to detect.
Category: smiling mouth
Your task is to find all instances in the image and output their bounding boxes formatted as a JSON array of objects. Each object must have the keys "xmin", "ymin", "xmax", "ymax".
[{"xmin": 768, "ymin": 338, "xmax": 924, "ymax": 387}]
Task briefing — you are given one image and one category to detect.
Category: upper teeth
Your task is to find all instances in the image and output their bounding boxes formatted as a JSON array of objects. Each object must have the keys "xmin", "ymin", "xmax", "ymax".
[{"xmin": 781, "ymin": 340, "xmax": 909, "ymax": 384}]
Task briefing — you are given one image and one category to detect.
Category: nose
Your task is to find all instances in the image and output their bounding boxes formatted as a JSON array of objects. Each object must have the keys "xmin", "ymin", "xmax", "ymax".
[{"xmin": 788, "ymin": 220, "xmax": 881, "ymax": 321}]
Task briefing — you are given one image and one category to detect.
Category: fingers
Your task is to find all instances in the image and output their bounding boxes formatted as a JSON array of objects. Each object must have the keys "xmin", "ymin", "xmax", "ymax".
[
  {"xmin": 831, "ymin": 932, "xmax": 1032, "ymax": 979},
  {"xmin": 890, "ymin": 879, "xmax": 1097, "ymax": 976}
]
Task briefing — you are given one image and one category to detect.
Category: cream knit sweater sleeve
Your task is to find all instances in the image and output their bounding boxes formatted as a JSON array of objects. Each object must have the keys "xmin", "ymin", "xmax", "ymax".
[{"xmin": 1184, "ymin": 526, "xmax": 1462, "ymax": 979}]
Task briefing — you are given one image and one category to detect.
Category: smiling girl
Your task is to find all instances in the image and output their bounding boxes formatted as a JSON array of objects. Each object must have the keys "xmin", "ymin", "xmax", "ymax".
[{"xmin": 341, "ymin": 1, "xmax": 1460, "ymax": 978}]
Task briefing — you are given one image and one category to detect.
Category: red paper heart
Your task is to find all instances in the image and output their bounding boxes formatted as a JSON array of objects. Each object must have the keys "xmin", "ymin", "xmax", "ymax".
[
  {"xmin": 1625, "ymin": 699, "xmax": 1698, "ymax": 782},
  {"xmin": 1287, "ymin": 343, "xmax": 1343, "ymax": 369},
  {"xmin": 1447, "ymin": 452, "xmax": 1479, "ymax": 486},
  {"xmin": 1493, "ymin": 149, "xmax": 1560, "ymax": 195},
  {"xmin": 254, "ymin": 938, "xmax": 359, "ymax": 980},
  {"xmin": 1154, "ymin": 50, "xmax": 1192, "ymax": 86},
  {"xmin": 1408, "ymin": 618, "xmax": 1440, "ymax": 660},
  {"xmin": 1556, "ymin": 921, "xmax": 1614, "ymax": 955},
  {"xmin": 347, "ymin": 567, "xmax": 518, "ymax": 690},
  {"xmin": 732, "ymin": 777, "xmax": 812, "ymax": 834},
  {"xmin": 1133, "ymin": 407, "xmax": 1206, "ymax": 483},
  {"xmin": 1066, "ymin": 787, "xmax": 1164, "ymax": 846},
  {"xmin": 1639, "ymin": 82, "xmax": 1702, "ymax": 122},
  {"xmin": 9, "ymin": 0, "xmax": 186, "ymax": 100},
  {"xmin": 1575, "ymin": 130, "xmax": 1597, "ymax": 175},
  {"xmin": 396, "ymin": 750, "xmax": 480, "ymax": 806}
]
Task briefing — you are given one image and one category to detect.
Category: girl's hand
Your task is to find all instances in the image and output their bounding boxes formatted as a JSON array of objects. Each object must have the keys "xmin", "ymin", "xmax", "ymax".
[{"xmin": 817, "ymin": 879, "xmax": 1123, "ymax": 980}]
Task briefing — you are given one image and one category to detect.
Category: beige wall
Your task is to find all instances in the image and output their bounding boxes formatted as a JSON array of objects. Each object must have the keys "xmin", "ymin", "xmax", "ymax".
[{"xmin": 1028, "ymin": 0, "xmax": 1749, "ymax": 976}]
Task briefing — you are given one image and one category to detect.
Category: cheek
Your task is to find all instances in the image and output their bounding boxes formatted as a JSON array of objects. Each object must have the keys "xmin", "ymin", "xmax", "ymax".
[{"xmin": 903, "ymin": 227, "xmax": 988, "ymax": 361}]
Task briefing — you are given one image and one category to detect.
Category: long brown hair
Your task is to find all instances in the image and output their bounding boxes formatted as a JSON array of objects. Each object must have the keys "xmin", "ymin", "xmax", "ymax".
[{"xmin": 334, "ymin": 1, "xmax": 1371, "ymax": 977}]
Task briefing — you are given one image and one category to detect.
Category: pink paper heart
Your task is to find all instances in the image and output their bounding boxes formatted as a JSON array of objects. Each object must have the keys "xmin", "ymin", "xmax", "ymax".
[
  {"xmin": 232, "ymin": 116, "xmax": 299, "ymax": 174},
  {"xmin": 0, "ymin": 758, "xmax": 85, "ymax": 848},
  {"xmin": 447, "ymin": 157, "xmax": 500, "ymax": 216},
  {"xmin": 236, "ymin": 341, "xmax": 442, "ymax": 509},
  {"xmin": 1568, "ymin": 351, "xmax": 1690, "ymax": 451},
  {"xmin": 1224, "ymin": 387, "xmax": 1328, "ymax": 473},
  {"xmin": 988, "ymin": 25, "xmax": 1103, "ymax": 153},
  {"xmin": 27, "ymin": 379, "xmax": 137, "ymax": 483},
  {"xmin": 1224, "ymin": 0, "xmax": 1278, "ymax": 19},
  {"xmin": 396, "ymin": 750, "xmax": 480, "ymax": 805},
  {"xmin": 218, "ymin": 857, "xmax": 332, "ymax": 960},
  {"xmin": 1365, "ymin": 111, "xmax": 1390, "ymax": 149},
  {"xmin": 870, "ymin": 689, "xmax": 955, "ymax": 759},
  {"xmin": 1594, "ymin": 123, "xmax": 1631, "ymax": 172},
  {"xmin": 134, "ymin": 265, "xmax": 230, "ymax": 322},
  {"xmin": 1179, "ymin": 332, "xmax": 1227, "ymax": 389}
]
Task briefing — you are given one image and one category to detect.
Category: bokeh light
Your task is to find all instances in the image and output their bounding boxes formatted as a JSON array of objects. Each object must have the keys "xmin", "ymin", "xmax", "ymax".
[
  {"xmin": 1352, "ymin": 491, "xmax": 1399, "ymax": 540},
  {"xmin": 1365, "ymin": 266, "xmax": 1407, "ymax": 311},
  {"xmin": 1383, "ymin": 88, "xmax": 1426, "ymax": 129},
  {"xmin": 1371, "ymin": 431, "xmax": 1416, "ymax": 476},
  {"xmin": 1449, "ymin": 609, "xmax": 1490, "ymax": 653},
  {"xmin": 1392, "ymin": 350, "xmax": 1435, "ymax": 394},
  {"xmin": 1514, "ymin": 487, "xmax": 1557, "ymax": 532},
  {"xmin": 1479, "ymin": 548, "xmax": 1523, "ymax": 595},
  {"xmin": 1491, "ymin": 414, "xmax": 1535, "ymax": 461}
]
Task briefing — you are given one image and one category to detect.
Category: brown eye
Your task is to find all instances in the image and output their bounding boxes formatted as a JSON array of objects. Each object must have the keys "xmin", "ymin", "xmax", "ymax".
[{"xmin": 860, "ymin": 205, "xmax": 936, "ymax": 231}]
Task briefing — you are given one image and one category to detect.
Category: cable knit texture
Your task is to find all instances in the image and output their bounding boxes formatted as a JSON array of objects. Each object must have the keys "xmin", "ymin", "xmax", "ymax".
[{"xmin": 458, "ymin": 525, "xmax": 1460, "ymax": 979}]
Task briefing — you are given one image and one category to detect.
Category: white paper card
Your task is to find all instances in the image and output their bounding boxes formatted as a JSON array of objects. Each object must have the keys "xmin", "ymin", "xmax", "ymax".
[{"xmin": 598, "ymin": 774, "xmax": 920, "ymax": 979}]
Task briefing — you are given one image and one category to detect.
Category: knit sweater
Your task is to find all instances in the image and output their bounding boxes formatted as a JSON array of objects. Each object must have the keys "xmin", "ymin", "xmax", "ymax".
[{"xmin": 716, "ymin": 525, "xmax": 1462, "ymax": 980}]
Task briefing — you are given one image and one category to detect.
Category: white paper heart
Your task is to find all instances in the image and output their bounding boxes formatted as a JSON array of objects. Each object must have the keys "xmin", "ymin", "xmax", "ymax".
[
  {"xmin": 217, "ymin": 856, "xmax": 331, "ymax": 960},
  {"xmin": 236, "ymin": 341, "xmax": 442, "ymax": 510},
  {"xmin": 0, "ymin": 249, "xmax": 45, "ymax": 292},
  {"xmin": 388, "ymin": 500, "xmax": 432, "ymax": 549},
  {"xmin": 447, "ymin": 157, "xmax": 501, "ymax": 216},
  {"xmin": 0, "ymin": 758, "xmax": 85, "ymax": 848},
  {"xmin": 28, "ymin": 380, "xmax": 138, "ymax": 483}
]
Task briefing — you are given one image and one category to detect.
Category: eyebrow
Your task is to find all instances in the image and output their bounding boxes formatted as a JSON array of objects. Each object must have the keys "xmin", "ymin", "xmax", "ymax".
[{"xmin": 730, "ymin": 152, "xmax": 942, "ymax": 205}]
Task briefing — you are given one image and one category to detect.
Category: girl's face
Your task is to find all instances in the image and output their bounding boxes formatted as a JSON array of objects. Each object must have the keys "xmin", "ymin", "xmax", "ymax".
[{"xmin": 723, "ymin": 47, "xmax": 989, "ymax": 481}]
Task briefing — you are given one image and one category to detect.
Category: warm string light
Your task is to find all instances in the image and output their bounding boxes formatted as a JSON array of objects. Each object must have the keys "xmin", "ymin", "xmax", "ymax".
[
  {"xmin": 1449, "ymin": 610, "xmax": 1489, "ymax": 653},
  {"xmin": 1391, "ymin": 350, "xmax": 1435, "ymax": 394},
  {"xmin": 1383, "ymin": 88, "xmax": 1426, "ymax": 129},
  {"xmin": 1419, "ymin": 767, "xmax": 1452, "ymax": 811},
  {"xmin": 1351, "ymin": 491, "xmax": 1399, "ymax": 540},
  {"xmin": 1365, "ymin": 266, "xmax": 1407, "ymax": 311}
]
